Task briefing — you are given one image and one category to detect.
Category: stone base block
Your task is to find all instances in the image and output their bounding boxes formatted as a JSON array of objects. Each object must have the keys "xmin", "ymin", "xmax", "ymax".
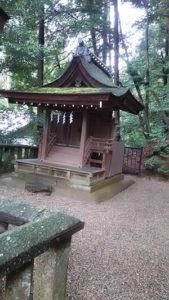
[
  {"xmin": 0, "ymin": 173, "xmax": 134, "ymax": 202},
  {"xmin": 52, "ymin": 175, "xmax": 134, "ymax": 202}
]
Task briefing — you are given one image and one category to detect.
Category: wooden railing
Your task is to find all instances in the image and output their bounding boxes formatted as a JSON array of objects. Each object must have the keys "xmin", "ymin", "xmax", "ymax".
[
  {"xmin": 46, "ymin": 132, "xmax": 57, "ymax": 156},
  {"xmin": 0, "ymin": 198, "xmax": 84, "ymax": 300},
  {"xmin": 0, "ymin": 144, "xmax": 38, "ymax": 172},
  {"xmin": 83, "ymin": 136, "xmax": 92, "ymax": 165},
  {"xmin": 83, "ymin": 137, "xmax": 113, "ymax": 166},
  {"xmin": 91, "ymin": 137, "xmax": 113, "ymax": 153},
  {"xmin": 38, "ymin": 121, "xmax": 57, "ymax": 159}
]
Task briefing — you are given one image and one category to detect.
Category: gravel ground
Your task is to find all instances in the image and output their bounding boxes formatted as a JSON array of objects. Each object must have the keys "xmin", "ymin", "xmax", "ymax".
[{"xmin": 0, "ymin": 176, "xmax": 169, "ymax": 300}]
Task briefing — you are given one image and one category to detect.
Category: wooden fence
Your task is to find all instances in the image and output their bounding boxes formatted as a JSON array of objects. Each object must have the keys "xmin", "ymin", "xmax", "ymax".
[
  {"xmin": 123, "ymin": 143, "xmax": 156, "ymax": 175},
  {"xmin": 123, "ymin": 147, "xmax": 143, "ymax": 175},
  {"xmin": 0, "ymin": 144, "xmax": 38, "ymax": 172}
]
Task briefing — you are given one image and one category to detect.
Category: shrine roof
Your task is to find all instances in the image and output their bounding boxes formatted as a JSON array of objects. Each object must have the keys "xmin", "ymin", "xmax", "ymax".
[
  {"xmin": 0, "ymin": 40, "xmax": 144, "ymax": 114},
  {"xmin": 0, "ymin": 87, "xmax": 144, "ymax": 115},
  {"xmin": 44, "ymin": 56, "xmax": 114, "ymax": 88}
]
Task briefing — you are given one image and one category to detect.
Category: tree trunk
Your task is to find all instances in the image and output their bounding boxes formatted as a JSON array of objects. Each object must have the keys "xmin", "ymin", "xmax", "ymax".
[
  {"xmin": 114, "ymin": 0, "xmax": 119, "ymax": 85},
  {"xmin": 88, "ymin": 0, "xmax": 99, "ymax": 57},
  {"xmin": 163, "ymin": 25, "xmax": 169, "ymax": 85},
  {"xmin": 162, "ymin": 0, "xmax": 169, "ymax": 86},
  {"xmin": 37, "ymin": 4, "xmax": 45, "ymax": 146},
  {"xmin": 90, "ymin": 27, "xmax": 98, "ymax": 56},
  {"xmin": 108, "ymin": 0, "xmax": 112, "ymax": 70},
  {"xmin": 112, "ymin": 0, "xmax": 120, "ymax": 139},
  {"xmin": 144, "ymin": 0, "xmax": 151, "ymax": 137},
  {"xmin": 102, "ymin": 0, "xmax": 109, "ymax": 64},
  {"xmin": 37, "ymin": 5, "xmax": 45, "ymax": 86}
]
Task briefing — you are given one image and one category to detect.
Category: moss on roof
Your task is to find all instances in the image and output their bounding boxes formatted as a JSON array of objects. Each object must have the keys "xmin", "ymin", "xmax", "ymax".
[{"xmin": 26, "ymin": 87, "xmax": 128, "ymax": 97}]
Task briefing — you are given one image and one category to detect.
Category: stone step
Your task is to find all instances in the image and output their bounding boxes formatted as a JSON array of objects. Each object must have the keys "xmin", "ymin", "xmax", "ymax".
[
  {"xmin": 46, "ymin": 159, "xmax": 79, "ymax": 167},
  {"xmin": 52, "ymin": 146, "xmax": 80, "ymax": 153},
  {"xmin": 47, "ymin": 145, "xmax": 80, "ymax": 167}
]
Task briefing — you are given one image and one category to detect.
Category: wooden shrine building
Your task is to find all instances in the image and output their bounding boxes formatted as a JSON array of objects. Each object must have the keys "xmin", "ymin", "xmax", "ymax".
[{"xmin": 0, "ymin": 41, "xmax": 144, "ymax": 200}]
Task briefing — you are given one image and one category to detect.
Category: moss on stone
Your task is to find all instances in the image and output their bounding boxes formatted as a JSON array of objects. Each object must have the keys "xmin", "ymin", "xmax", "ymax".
[{"xmin": 0, "ymin": 199, "xmax": 83, "ymax": 275}]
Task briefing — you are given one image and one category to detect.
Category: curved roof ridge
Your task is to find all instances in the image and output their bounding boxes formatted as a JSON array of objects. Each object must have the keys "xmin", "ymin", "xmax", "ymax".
[
  {"xmin": 89, "ymin": 52, "xmax": 112, "ymax": 77},
  {"xmin": 79, "ymin": 57, "xmax": 115, "ymax": 88}
]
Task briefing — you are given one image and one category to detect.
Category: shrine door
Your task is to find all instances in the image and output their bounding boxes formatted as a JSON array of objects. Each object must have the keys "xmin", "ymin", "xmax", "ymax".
[{"xmin": 55, "ymin": 112, "xmax": 82, "ymax": 147}]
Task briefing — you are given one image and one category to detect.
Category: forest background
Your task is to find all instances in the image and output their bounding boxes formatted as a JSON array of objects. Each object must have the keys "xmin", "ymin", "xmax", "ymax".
[{"xmin": 0, "ymin": 0, "xmax": 169, "ymax": 147}]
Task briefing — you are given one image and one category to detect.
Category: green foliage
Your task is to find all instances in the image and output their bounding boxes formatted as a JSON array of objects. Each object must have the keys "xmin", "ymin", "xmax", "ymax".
[
  {"xmin": 120, "ymin": 112, "xmax": 146, "ymax": 147},
  {"xmin": 0, "ymin": 0, "xmax": 73, "ymax": 87},
  {"xmin": 153, "ymin": 143, "xmax": 169, "ymax": 155},
  {"xmin": 144, "ymin": 156, "xmax": 161, "ymax": 171},
  {"xmin": 160, "ymin": 145, "xmax": 169, "ymax": 155},
  {"xmin": 144, "ymin": 141, "xmax": 169, "ymax": 177},
  {"xmin": 0, "ymin": 102, "xmax": 37, "ymax": 145},
  {"xmin": 121, "ymin": 0, "xmax": 169, "ymax": 145},
  {"xmin": 157, "ymin": 165, "xmax": 169, "ymax": 177},
  {"xmin": 1, "ymin": 0, "xmax": 114, "ymax": 86},
  {"xmin": 127, "ymin": 64, "xmax": 143, "ymax": 85},
  {"xmin": 0, "ymin": 151, "xmax": 13, "ymax": 172}
]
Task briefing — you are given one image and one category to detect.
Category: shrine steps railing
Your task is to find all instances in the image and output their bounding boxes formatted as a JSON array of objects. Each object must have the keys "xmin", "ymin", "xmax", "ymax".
[
  {"xmin": 47, "ymin": 132, "xmax": 57, "ymax": 156},
  {"xmin": 83, "ymin": 137, "xmax": 113, "ymax": 168}
]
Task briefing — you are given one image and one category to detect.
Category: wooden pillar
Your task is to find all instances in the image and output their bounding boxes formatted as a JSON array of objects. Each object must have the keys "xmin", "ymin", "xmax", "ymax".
[
  {"xmin": 41, "ymin": 109, "xmax": 51, "ymax": 160},
  {"xmin": 111, "ymin": 116, "xmax": 116, "ymax": 140},
  {"xmin": 79, "ymin": 111, "xmax": 88, "ymax": 168}
]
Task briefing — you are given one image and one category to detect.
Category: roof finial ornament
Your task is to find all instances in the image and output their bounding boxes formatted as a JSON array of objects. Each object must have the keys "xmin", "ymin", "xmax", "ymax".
[{"xmin": 74, "ymin": 38, "xmax": 91, "ymax": 62}]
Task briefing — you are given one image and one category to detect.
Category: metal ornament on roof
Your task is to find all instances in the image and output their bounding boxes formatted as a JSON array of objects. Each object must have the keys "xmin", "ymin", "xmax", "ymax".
[
  {"xmin": 75, "ymin": 79, "xmax": 82, "ymax": 87},
  {"xmin": 74, "ymin": 38, "xmax": 91, "ymax": 63}
]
